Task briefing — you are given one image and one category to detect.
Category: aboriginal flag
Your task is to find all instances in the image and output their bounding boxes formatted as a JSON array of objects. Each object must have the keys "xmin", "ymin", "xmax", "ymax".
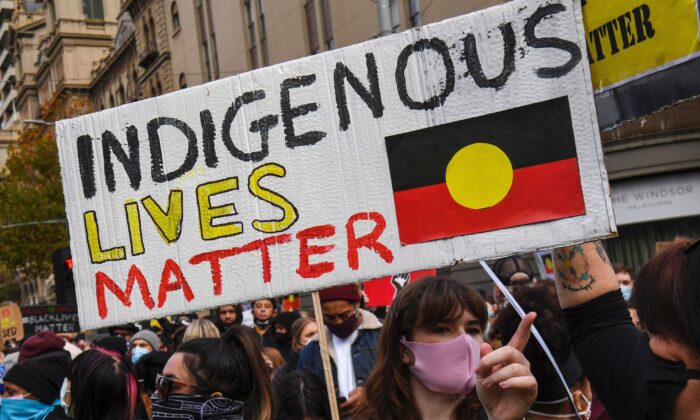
[{"xmin": 386, "ymin": 96, "xmax": 585, "ymax": 245}]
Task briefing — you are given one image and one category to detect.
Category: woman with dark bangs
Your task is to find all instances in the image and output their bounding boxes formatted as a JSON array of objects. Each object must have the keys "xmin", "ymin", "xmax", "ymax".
[
  {"xmin": 64, "ymin": 348, "xmax": 139, "ymax": 419},
  {"xmin": 354, "ymin": 276, "xmax": 538, "ymax": 420}
]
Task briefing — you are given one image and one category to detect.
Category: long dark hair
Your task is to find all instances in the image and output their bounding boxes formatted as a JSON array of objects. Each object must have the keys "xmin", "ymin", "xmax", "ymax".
[
  {"xmin": 69, "ymin": 349, "xmax": 139, "ymax": 420},
  {"xmin": 176, "ymin": 326, "xmax": 275, "ymax": 419},
  {"xmin": 354, "ymin": 276, "xmax": 487, "ymax": 419},
  {"xmin": 274, "ymin": 369, "xmax": 331, "ymax": 420}
]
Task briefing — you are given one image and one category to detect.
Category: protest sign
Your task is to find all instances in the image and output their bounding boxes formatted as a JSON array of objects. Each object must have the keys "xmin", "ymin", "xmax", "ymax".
[
  {"xmin": 533, "ymin": 250, "xmax": 556, "ymax": 281},
  {"xmin": 584, "ymin": 0, "xmax": 700, "ymax": 128},
  {"xmin": 0, "ymin": 304, "xmax": 24, "ymax": 345},
  {"xmin": 363, "ymin": 269, "xmax": 436, "ymax": 307},
  {"xmin": 583, "ymin": 0, "xmax": 700, "ymax": 92},
  {"xmin": 21, "ymin": 305, "xmax": 80, "ymax": 336},
  {"xmin": 57, "ymin": 0, "xmax": 615, "ymax": 329}
]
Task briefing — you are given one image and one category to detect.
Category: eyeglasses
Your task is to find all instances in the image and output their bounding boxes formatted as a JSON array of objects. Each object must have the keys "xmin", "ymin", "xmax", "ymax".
[
  {"xmin": 155, "ymin": 374, "xmax": 209, "ymax": 402},
  {"xmin": 323, "ymin": 310, "xmax": 356, "ymax": 323}
]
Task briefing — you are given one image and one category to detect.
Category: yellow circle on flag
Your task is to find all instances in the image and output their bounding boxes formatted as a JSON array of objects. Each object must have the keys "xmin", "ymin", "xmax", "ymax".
[{"xmin": 445, "ymin": 143, "xmax": 513, "ymax": 209}]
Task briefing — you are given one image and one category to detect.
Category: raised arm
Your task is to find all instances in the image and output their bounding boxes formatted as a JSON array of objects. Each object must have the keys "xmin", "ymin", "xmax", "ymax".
[{"xmin": 553, "ymin": 241, "xmax": 618, "ymax": 309}]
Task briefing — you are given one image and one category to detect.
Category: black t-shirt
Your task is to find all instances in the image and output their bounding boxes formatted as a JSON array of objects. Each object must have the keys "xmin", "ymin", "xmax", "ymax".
[{"xmin": 563, "ymin": 290, "xmax": 688, "ymax": 420}]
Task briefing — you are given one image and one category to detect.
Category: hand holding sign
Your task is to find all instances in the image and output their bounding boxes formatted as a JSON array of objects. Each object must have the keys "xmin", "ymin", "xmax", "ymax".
[{"xmin": 476, "ymin": 312, "xmax": 538, "ymax": 420}]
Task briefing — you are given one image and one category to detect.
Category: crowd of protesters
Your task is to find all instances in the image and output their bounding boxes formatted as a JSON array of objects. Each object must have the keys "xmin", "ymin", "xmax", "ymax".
[{"xmin": 0, "ymin": 238, "xmax": 697, "ymax": 419}]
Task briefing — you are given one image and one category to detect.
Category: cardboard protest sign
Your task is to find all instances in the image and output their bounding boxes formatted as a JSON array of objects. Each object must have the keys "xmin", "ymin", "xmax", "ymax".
[
  {"xmin": 583, "ymin": 0, "xmax": 700, "ymax": 92},
  {"xmin": 57, "ymin": 0, "xmax": 615, "ymax": 329},
  {"xmin": 363, "ymin": 269, "xmax": 436, "ymax": 307},
  {"xmin": 0, "ymin": 304, "xmax": 24, "ymax": 345},
  {"xmin": 21, "ymin": 305, "xmax": 80, "ymax": 336},
  {"xmin": 584, "ymin": 0, "xmax": 700, "ymax": 128}
]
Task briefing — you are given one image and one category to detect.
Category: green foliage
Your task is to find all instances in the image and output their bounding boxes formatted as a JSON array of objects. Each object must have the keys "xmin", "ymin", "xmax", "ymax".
[{"xmin": 0, "ymin": 95, "xmax": 89, "ymax": 279}]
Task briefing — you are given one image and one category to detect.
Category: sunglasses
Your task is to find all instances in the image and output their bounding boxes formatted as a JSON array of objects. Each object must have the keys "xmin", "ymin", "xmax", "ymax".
[{"xmin": 155, "ymin": 374, "xmax": 209, "ymax": 402}]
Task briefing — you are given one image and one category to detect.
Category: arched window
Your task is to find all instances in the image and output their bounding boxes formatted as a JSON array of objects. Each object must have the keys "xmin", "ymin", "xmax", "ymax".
[
  {"xmin": 149, "ymin": 16, "xmax": 157, "ymax": 45},
  {"xmin": 171, "ymin": 2, "xmax": 181, "ymax": 31},
  {"xmin": 143, "ymin": 21, "xmax": 151, "ymax": 47},
  {"xmin": 117, "ymin": 84, "xmax": 125, "ymax": 105},
  {"xmin": 109, "ymin": 93, "xmax": 115, "ymax": 108},
  {"xmin": 178, "ymin": 73, "xmax": 187, "ymax": 89}
]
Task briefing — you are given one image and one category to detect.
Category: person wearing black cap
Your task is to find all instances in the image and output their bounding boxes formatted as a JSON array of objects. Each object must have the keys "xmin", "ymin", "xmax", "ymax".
[
  {"xmin": 490, "ymin": 282, "xmax": 592, "ymax": 419},
  {"xmin": 272, "ymin": 311, "xmax": 302, "ymax": 362},
  {"xmin": 108, "ymin": 323, "xmax": 139, "ymax": 341},
  {"xmin": 491, "ymin": 255, "xmax": 534, "ymax": 310},
  {"xmin": 297, "ymin": 283, "xmax": 382, "ymax": 416},
  {"xmin": 2, "ymin": 350, "xmax": 72, "ymax": 419}
]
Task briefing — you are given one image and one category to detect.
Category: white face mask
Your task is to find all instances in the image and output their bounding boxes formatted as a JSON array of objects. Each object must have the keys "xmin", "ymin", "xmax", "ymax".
[
  {"xmin": 60, "ymin": 378, "xmax": 73, "ymax": 417},
  {"xmin": 528, "ymin": 394, "xmax": 591, "ymax": 419}
]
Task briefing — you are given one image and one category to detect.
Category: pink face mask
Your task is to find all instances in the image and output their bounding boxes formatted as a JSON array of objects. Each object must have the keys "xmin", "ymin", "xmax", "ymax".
[{"xmin": 401, "ymin": 333, "xmax": 481, "ymax": 395}]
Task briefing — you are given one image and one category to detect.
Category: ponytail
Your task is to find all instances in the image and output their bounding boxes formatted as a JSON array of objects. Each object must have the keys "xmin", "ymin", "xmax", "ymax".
[{"xmin": 223, "ymin": 326, "xmax": 275, "ymax": 420}]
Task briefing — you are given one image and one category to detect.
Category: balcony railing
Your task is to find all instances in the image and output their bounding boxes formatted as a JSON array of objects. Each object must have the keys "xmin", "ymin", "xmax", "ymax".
[{"xmin": 138, "ymin": 41, "xmax": 158, "ymax": 69}]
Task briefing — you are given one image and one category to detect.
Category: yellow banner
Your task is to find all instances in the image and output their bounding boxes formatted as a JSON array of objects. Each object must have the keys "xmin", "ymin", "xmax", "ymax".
[{"xmin": 583, "ymin": 0, "xmax": 700, "ymax": 91}]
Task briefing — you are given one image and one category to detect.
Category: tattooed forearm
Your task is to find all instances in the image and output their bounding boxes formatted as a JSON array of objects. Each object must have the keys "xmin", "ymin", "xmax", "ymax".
[
  {"xmin": 594, "ymin": 241, "xmax": 611, "ymax": 266},
  {"xmin": 555, "ymin": 245, "xmax": 596, "ymax": 292}
]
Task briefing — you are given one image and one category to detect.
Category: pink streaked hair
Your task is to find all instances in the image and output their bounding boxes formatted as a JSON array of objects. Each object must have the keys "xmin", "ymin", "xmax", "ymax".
[{"xmin": 94, "ymin": 347, "xmax": 138, "ymax": 419}]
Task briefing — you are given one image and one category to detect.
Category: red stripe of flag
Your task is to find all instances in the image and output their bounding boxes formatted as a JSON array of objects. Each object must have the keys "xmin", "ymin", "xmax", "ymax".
[{"xmin": 393, "ymin": 158, "xmax": 585, "ymax": 245}]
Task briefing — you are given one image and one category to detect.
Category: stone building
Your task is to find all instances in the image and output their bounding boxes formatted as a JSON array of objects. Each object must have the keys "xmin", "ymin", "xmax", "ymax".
[
  {"xmin": 0, "ymin": 0, "xmax": 18, "ymax": 168},
  {"xmin": 7, "ymin": 0, "xmax": 699, "ymax": 298}
]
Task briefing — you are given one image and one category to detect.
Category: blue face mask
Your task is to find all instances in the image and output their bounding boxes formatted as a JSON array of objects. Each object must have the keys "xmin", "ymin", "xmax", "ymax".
[
  {"xmin": 0, "ymin": 398, "xmax": 60, "ymax": 420},
  {"xmin": 620, "ymin": 286, "xmax": 633, "ymax": 302},
  {"xmin": 131, "ymin": 346, "xmax": 150, "ymax": 364}
]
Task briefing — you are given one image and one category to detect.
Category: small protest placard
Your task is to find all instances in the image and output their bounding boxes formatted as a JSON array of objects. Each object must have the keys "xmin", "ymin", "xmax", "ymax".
[
  {"xmin": 363, "ymin": 270, "xmax": 436, "ymax": 307},
  {"xmin": 0, "ymin": 304, "xmax": 24, "ymax": 345},
  {"xmin": 57, "ymin": 0, "xmax": 615, "ymax": 329},
  {"xmin": 21, "ymin": 305, "xmax": 81, "ymax": 336}
]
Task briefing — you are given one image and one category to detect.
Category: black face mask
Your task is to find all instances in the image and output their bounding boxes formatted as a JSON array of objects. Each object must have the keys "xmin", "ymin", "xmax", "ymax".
[
  {"xmin": 274, "ymin": 332, "xmax": 291, "ymax": 347},
  {"xmin": 327, "ymin": 312, "xmax": 359, "ymax": 339},
  {"xmin": 151, "ymin": 393, "xmax": 245, "ymax": 420}
]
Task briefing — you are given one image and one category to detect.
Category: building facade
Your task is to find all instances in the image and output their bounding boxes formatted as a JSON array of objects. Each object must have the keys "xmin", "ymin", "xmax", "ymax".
[
  {"xmin": 7, "ymin": 0, "xmax": 700, "ymax": 300},
  {"xmin": 0, "ymin": 0, "xmax": 17, "ymax": 168}
]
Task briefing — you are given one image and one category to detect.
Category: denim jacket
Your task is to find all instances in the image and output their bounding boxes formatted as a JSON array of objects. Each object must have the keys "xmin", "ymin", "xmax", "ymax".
[{"xmin": 296, "ymin": 308, "xmax": 382, "ymax": 394}]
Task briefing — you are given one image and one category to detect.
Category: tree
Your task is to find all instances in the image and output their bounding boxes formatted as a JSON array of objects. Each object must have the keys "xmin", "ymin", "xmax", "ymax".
[{"xmin": 0, "ymin": 95, "xmax": 89, "ymax": 280}]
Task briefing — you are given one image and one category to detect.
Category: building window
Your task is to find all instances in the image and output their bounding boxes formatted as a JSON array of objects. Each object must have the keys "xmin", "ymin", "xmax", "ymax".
[
  {"xmin": 171, "ymin": 2, "xmax": 181, "ymax": 31},
  {"xmin": 244, "ymin": 0, "xmax": 258, "ymax": 68},
  {"xmin": 304, "ymin": 0, "xmax": 319, "ymax": 54},
  {"xmin": 179, "ymin": 73, "xmax": 187, "ymax": 89},
  {"xmin": 196, "ymin": 0, "xmax": 212, "ymax": 81},
  {"xmin": 205, "ymin": 0, "xmax": 219, "ymax": 78},
  {"xmin": 108, "ymin": 93, "xmax": 115, "ymax": 108},
  {"xmin": 256, "ymin": 0, "xmax": 269, "ymax": 65},
  {"xmin": 149, "ymin": 16, "xmax": 157, "ymax": 45},
  {"xmin": 321, "ymin": 0, "xmax": 334, "ymax": 50},
  {"xmin": 82, "ymin": 0, "xmax": 104, "ymax": 20},
  {"xmin": 25, "ymin": 1, "xmax": 43, "ymax": 13},
  {"xmin": 116, "ymin": 85, "xmax": 125, "ymax": 105},
  {"xmin": 143, "ymin": 21, "xmax": 151, "ymax": 46},
  {"xmin": 408, "ymin": 0, "xmax": 420, "ymax": 27}
]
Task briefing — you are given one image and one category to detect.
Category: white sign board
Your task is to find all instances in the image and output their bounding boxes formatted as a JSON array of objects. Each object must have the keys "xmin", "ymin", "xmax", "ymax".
[
  {"xmin": 611, "ymin": 172, "xmax": 700, "ymax": 225},
  {"xmin": 57, "ymin": 0, "xmax": 615, "ymax": 329}
]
